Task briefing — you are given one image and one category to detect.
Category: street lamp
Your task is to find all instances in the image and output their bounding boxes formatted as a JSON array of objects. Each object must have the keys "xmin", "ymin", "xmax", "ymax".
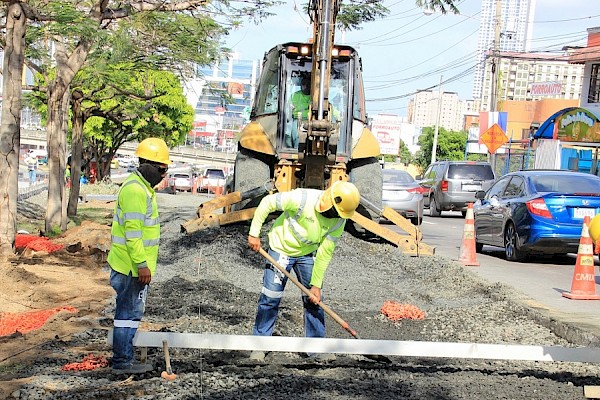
[{"xmin": 431, "ymin": 75, "xmax": 443, "ymax": 164}]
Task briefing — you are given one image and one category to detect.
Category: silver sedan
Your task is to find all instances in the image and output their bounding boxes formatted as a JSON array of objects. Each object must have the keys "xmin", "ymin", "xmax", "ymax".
[{"xmin": 381, "ymin": 169, "xmax": 425, "ymax": 225}]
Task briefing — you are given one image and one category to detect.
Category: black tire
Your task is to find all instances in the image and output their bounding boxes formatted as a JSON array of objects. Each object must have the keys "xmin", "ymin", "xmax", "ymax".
[
  {"xmin": 348, "ymin": 157, "xmax": 383, "ymax": 219},
  {"xmin": 461, "ymin": 210, "xmax": 467, "ymax": 217},
  {"xmin": 504, "ymin": 222, "xmax": 527, "ymax": 262},
  {"xmin": 475, "ymin": 241, "xmax": 483, "ymax": 253},
  {"xmin": 232, "ymin": 149, "xmax": 271, "ymax": 211},
  {"xmin": 429, "ymin": 197, "xmax": 441, "ymax": 217},
  {"xmin": 347, "ymin": 157, "xmax": 383, "ymax": 236},
  {"xmin": 411, "ymin": 216, "xmax": 422, "ymax": 226}
]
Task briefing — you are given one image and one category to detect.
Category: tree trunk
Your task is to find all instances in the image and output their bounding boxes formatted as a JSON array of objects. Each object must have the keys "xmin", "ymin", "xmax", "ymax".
[
  {"xmin": 44, "ymin": 38, "xmax": 91, "ymax": 233},
  {"xmin": 60, "ymin": 89, "xmax": 69, "ymax": 232},
  {"xmin": 44, "ymin": 86, "xmax": 64, "ymax": 234},
  {"xmin": 67, "ymin": 98, "xmax": 84, "ymax": 217},
  {"xmin": 0, "ymin": 2, "xmax": 26, "ymax": 257}
]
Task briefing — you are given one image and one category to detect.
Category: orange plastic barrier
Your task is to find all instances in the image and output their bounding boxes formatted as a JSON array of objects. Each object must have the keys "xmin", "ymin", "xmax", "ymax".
[
  {"xmin": 15, "ymin": 234, "xmax": 64, "ymax": 253},
  {"xmin": 0, "ymin": 306, "xmax": 78, "ymax": 336},
  {"xmin": 380, "ymin": 301, "xmax": 426, "ymax": 321},
  {"xmin": 458, "ymin": 202, "xmax": 480, "ymax": 266},
  {"xmin": 62, "ymin": 354, "xmax": 108, "ymax": 371},
  {"xmin": 563, "ymin": 216, "xmax": 600, "ymax": 300}
]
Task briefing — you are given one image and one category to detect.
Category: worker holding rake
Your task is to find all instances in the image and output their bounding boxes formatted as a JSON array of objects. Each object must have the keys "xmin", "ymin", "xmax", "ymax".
[{"xmin": 247, "ymin": 181, "xmax": 360, "ymax": 362}]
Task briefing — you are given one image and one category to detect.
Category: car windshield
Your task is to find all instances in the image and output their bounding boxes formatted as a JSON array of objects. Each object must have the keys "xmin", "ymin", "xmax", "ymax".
[
  {"xmin": 174, "ymin": 174, "xmax": 189, "ymax": 179},
  {"xmin": 448, "ymin": 164, "xmax": 494, "ymax": 180},
  {"xmin": 206, "ymin": 170, "xmax": 225, "ymax": 178},
  {"xmin": 532, "ymin": 174, "xmax": 600, "ymax": 194},
  {"xmin": 383, "ymin": 170, "xmax": 414, "ymax": 184}
]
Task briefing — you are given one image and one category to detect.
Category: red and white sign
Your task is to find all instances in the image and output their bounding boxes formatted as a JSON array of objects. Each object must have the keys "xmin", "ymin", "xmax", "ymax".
[
  {"xmin": 371, "ymin": 114, "xmax": 402, "ymax": 155},
  {"xmin": 530, "ymin": 82, "xmax": 562, "ymax": 96}
]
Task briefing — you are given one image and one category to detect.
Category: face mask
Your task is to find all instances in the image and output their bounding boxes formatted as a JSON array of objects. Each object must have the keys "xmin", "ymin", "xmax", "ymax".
[
  {"xmin": 138, "ymin": 163, "xmax": 163, "ymax": 187},
  {"xmin": 321, "ymin": 207, "xmax": 340, "ymax": 219}
]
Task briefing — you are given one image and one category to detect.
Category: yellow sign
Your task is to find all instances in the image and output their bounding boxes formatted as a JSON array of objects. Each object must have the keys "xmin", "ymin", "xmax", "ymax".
[{"xmin": 480, "ymin": 123, "xmax": 508, "ymax": 154}]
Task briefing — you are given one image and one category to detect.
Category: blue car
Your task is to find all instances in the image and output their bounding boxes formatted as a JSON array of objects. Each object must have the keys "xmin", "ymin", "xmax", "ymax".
[{"xmin": 473, "ymin": 170, "xmax": 600, "ymax": 261}]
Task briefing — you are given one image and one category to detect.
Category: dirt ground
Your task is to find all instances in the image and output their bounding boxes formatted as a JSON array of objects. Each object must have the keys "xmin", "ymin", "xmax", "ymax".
[{"xmin": 0, "ymin": 202, "xmax": 115, "ymax": 398}]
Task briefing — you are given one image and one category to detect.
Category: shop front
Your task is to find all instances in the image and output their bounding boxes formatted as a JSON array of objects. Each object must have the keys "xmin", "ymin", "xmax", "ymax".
[{"xmin": 533, "ymin": 107, "xmax": 600, "ymax": 174}]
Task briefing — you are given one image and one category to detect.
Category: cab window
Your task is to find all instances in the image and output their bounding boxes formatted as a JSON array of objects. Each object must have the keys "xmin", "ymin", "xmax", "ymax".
[{"xmin": 254, "ymin": 50, "xmax": 280, "ymax": 116}]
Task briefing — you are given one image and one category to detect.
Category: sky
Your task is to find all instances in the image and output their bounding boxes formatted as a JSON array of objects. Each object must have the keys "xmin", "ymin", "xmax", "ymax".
[{"xmin": 225, "ymin": 0, "xmax": 599, "ymax": 117}]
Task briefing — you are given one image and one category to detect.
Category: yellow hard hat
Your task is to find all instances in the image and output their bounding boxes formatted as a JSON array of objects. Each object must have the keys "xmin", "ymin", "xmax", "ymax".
[
  {"xmin": 319, "ymin": 181, "xmax": 360, "ymax": 219},
  {"xmin": 590, "ymin": 213, "xmax": 600, "ymax": 243},
  {"xmin": 135, "ymin": 138, "xmax": 171, "ymax": 165}
]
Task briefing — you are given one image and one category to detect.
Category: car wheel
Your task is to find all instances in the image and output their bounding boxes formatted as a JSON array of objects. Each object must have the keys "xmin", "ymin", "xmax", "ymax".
[
  {"xmin": 410, "ymin": 216, "xmax": 422, "ymax": 226},
  {"xmin": 475, "ymin": 241, "xmax": 483, "ymax": 253},
  {"xmin": 429, "ymin": 197, "xmax": 441, "ymax": 217},
  {"xmin": 504, "ymin": 222, "xmax": 527, "ymax": 262}
]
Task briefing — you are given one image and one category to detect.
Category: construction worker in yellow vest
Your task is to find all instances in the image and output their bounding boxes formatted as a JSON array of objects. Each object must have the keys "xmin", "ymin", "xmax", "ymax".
[
  {"xmin": 247, "ymin": 181, "xmax": 360, "ymax": 362},
  {"xmin": 107, "ymin": 137, "xmax": 170, "ymax": 374}
]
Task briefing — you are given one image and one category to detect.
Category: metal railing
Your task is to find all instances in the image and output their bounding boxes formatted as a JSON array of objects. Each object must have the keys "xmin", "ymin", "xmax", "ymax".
[{"xmin": 17, "ymin": 181, "xmax": 48, "ymax": 201}]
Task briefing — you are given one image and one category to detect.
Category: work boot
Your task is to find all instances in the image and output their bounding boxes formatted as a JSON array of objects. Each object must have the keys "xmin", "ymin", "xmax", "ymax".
[
  {"xmin": 249, "ymin": 351, "xmax": 266, "ymax": 361},
  {"xmin": 112, "ymin": 361, "xmax": 154, "ymax": 374}
]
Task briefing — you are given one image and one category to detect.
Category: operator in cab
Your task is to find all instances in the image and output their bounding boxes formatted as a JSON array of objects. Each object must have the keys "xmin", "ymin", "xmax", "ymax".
[{"xmin": 287, "ymin": 75, "xmax": 311, "ymax": 148}]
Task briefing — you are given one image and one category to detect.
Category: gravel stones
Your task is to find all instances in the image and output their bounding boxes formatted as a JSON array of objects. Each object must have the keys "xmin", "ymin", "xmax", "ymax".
[{"xmin": 8, "ymin": 192, "xmax": 600, "ymax": 399}]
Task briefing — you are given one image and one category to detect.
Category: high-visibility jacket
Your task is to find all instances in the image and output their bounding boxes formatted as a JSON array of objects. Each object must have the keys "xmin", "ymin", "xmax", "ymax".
[
  {"xmin": 249, "ymin": 189, "xmax": 345, "ymax": 289},
  {"xmin": 107, "ymin": 171, "xmax": 160, "ymax": 277},
  {"xmin": 291, "ymin": 91, "xmax": 310, "ymax": 119}
]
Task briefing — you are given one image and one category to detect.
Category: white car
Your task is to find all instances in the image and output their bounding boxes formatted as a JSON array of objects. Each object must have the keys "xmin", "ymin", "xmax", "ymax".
[{"xmin": 169, "ymin": 173, "xmax": 193, "ymax": 192}]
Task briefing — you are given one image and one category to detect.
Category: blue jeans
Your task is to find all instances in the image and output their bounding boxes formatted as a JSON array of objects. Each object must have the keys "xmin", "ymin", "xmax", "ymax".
[
  {"xmin": 28, "ymin": 169, "xmax": 36, "ymax": 184},
  {"xmin": 253, "ymin": 248, "xmax": 325, "ymax": 338},
  {"xmin": 110, "ymin": 269, "xmax": 148, "ymax": 368}
]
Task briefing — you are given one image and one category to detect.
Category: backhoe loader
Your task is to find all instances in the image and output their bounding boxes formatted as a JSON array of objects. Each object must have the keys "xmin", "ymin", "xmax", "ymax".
[{"xmin": 181, "ymin": 0, "xmax": 434, "ymax": 256}]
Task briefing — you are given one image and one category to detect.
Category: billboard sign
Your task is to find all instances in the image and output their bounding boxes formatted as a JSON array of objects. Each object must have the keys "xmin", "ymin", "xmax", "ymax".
[
  {"xmin": 530, "ymin": 82, "xmax": 562, "ymax": 96},
  {"xmin": 371, "ymin": 114, "xmax": 402, "ymax": 155},
  {"xmin": 556, "ymin": 108, "xmax": 600, "ymax": 142}
]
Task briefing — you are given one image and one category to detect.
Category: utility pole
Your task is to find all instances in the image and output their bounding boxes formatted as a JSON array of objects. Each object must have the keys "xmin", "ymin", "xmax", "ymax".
[
  {"xmin": 489, "ymin": 0, "xmax": 502, "ymax": 169},
  {"xmin": 491, "ymin": 0, "xmax": 502, "ymax": 113},
  {"xmin": 431, "ymin": 75, "xmax": 443, "ymax": 164}
]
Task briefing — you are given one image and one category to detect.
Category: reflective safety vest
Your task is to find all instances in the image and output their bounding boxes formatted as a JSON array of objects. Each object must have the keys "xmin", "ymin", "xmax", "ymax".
[
  {"xmin": 249, "ymin": 189, "xmax": 345, "ymax": 288},
  {"xmin": 107, "ymin": 171, "xmax": 160, "ymax": 277}
]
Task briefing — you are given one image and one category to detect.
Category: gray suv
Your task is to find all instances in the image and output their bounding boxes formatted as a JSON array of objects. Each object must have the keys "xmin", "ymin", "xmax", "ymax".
[{"xmin": 418, "ymin": 161, "xmax": 495, "ymax": 217}]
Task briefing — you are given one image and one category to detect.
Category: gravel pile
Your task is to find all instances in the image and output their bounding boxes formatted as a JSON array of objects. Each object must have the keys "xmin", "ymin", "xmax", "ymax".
[{"xmin": 10, "ymin": 192, "xmax": 600, "ymax": 399}]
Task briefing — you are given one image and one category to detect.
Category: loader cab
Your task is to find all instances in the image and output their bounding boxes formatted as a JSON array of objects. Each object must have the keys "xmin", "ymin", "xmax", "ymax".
[{"xmin": 251, "ymin": 42, "xmax": 367, "ymax": 161}]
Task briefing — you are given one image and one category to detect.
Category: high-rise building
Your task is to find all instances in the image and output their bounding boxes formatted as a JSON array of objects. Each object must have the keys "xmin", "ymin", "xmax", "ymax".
[
  {"xmin": 480, "ymin": 50, "xmax": 584, "ymax": 111},
  {"xmin": 472, "ymin": 0, "xmax": 536, "ymax": 100},
  {"xmin": 407, "ymin": 90, "xmax": 464, "ymax": 131},
  {"xmin": 184, "ymin": 52, "xmax": 259, "ymax": 149}
]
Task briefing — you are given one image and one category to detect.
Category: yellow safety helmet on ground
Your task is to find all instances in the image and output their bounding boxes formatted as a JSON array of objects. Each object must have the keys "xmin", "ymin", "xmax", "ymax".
[
  {"xmin": 318, "ymin": 181, "xmax": 361, "ymax": 219},
  {"xmin": 135, "ymin": 138, "xmax": 171, "ymax": 165},
  {"xmin": 589, "ymin": 213, "xmax": 600, "ymax": 243}
]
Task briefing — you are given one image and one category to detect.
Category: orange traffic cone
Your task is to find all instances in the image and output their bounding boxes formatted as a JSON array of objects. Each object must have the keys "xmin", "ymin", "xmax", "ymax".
[
  {"xmin": 192, "ymin": 177, "xmax": 198, "ymax": 194},
  {"xmin": 562, "ymin": 216, "xmax": 600, "ymax": 300},
  {"xmin": 458, "ymin": 203, "xmax": 480, "ymax": 266}
]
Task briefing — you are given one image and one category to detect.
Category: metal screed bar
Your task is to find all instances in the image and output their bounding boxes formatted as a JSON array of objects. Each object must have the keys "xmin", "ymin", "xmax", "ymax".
[{"xmin": 108, "ymin": 331, "xmax": 600, "ymax": 363}]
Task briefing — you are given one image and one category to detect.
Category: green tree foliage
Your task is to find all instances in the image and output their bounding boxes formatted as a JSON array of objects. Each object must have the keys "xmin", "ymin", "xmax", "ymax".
[
  {"xmin": 336, "ymin": 0, "xmax": 459, "ymax": 31},
  {"xmin": 398, "ymin": 140, "xmax": 413, "ymax": 165},
  {"xmin": 414, "ymin": 126, "xmax": 467, "ymax": 170},
  {"xmin": 82, "ymin": 69, "xmax": 194, "ymax": 180}
]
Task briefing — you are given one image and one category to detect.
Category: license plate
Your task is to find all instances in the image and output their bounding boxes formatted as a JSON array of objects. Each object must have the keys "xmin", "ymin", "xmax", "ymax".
[
  {"xmin": 462, "ymin": 184, "xmax": 481, "ymax": 192},
  {"xmin": 573, "ymin": 208, "xmax": 597, "ymax": 219}
]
